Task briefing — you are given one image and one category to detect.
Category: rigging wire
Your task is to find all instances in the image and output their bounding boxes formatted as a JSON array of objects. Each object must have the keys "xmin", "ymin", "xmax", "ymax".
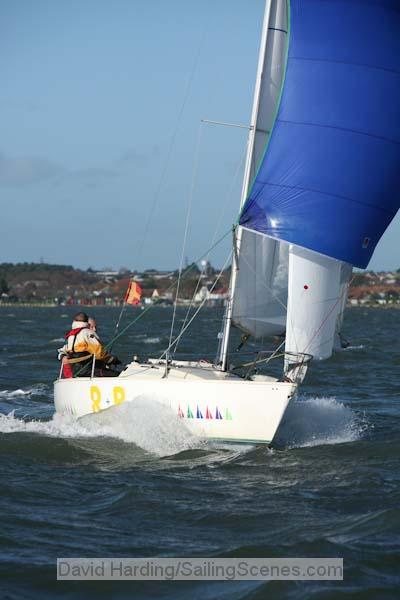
[
  {"xmin": 173, "ymin": 131, "xmax": 249, "ymax": 353},
  {"xmin": 102, "ymin": 229, "xmax": 232, "ymax": 354},
  {"xmin": 301, "ymin": 272, "xmax": 356, "ymax": 356},
  {"xmin": 133, "ymin": 28, "xmax": 208, "ymax": 273},
  {"xmin": 167, "ymin": 122, "xmax": 204, "ymax": 365},
  {"xmin": 284, "ymin": 269, "xmax": 355, "ymax": 375},
  {"xmin": 110, "ymin": 280, "xmax": 131, "ymax": 350},
  {"xmin": 238, "ymin": 250, "xmax": 288, "ymax": 312},
  {"xmin": 110, "ymin": 29, "xmax": 208, "ymax": 344},
  {"xmin": 159, "ymin": 251, "xmax": 232, "ymax": 363}
]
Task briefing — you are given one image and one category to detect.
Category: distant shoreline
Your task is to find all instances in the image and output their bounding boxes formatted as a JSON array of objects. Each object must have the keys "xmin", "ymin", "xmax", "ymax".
[{"xmin": 0, "ymin": 303, "xmax": 398, "ymax": 310}]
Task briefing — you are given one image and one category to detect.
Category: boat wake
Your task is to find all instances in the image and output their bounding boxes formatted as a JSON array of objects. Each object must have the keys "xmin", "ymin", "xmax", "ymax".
[
  {"xmin": 275, "ymin": 396, "xmax": 368, "ymax": 449},
  {"xmin": 0, "ymin": 388, "xmax": 367, "ymax": 457},
  {"xmin": 0, "ymin": 396, "xmax": 202, "ymax": 457},
  {"xmin": 80, "ymin": 398, "xmax": 202, "ymax": 456},
  {"xmin": 0, "ymin": 410, "xmax": 99, "ymax": 438}
]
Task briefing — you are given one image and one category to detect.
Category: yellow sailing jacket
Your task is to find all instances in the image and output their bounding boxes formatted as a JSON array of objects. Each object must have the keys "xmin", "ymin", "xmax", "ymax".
[{"xmin": 62, "ymin": 321, "xmax": 111, "ymax": 361}]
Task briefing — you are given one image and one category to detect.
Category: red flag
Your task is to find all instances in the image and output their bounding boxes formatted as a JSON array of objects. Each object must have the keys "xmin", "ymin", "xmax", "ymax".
[{"xmin": 124, "ymin": 280, "xmax": 142, "ymax": 305}]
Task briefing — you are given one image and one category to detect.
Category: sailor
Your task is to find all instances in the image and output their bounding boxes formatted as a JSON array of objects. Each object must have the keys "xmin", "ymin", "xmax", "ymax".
[{"xmin": 59, "ymin": 312, "xmax": 120, "ymax": 378}]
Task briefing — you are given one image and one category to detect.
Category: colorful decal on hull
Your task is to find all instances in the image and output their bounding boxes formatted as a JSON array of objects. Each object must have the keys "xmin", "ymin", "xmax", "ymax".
[{"xmin": 179, "ymin": 405, "xmax": 233, "ymax": 421}]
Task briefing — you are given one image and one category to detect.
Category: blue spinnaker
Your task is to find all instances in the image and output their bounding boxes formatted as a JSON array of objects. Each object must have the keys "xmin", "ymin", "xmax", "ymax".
[{"xmin": 239, "ymin": 0, "xmax": 400, "ymax": 268}]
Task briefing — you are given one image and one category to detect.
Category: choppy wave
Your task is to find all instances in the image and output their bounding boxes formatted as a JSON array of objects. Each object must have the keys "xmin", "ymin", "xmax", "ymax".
[
  {"xmin": 134, "ymin": 334, "xmax": 162, "ymax": 344},
  {"xmin": 275, "ymin": 396, "xmax": 368, "ymax": 448},
  {"xmin": 0, "ymin": 411, "xmax": 97, "ymax": 438},
  {"xmin": 0, "ymin": 384, "xmax": 49, "ymax": 399},
  {"xmin": 342, "ymin": 344, "xmax": 365, "ymax": 351},
  {"xmin": 0, "ymin": 306, "xmax": 396, "ymax": 598},
  {"xmin": 0, "ymin": 390, "xmax": 366, "ymax": 455},
  {"xmin": 49, "ymin": 337, "xmax": 65, "ymax": 343},
  {"xmin": 0, "ymin": 397, "xmax": 201, "ymax": 457},
  {"xmin": 143, "ymin": 336, "xmax": 161, "ymax": 344}
]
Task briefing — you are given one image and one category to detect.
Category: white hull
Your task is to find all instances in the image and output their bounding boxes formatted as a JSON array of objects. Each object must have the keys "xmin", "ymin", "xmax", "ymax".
[{"xmin": 54, "ymin": 360, "xmax": 296, "ymax": 444}]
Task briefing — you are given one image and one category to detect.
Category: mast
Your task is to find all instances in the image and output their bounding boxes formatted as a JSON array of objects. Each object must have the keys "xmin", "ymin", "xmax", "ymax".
[{"xmin": 219, "ymin": 0, "xmax": 273, "ymax": 370}]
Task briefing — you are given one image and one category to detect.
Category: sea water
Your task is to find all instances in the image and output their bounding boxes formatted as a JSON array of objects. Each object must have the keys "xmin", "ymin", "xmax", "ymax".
[{"xmin": 0, "ymin": 307, "xmax": 399, "ymax": 598}]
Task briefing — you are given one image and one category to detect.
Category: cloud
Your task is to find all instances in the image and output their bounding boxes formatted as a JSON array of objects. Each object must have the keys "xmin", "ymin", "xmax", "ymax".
[
  {"xmin": 82, "ymin": 167, "xmax": 117, "ymax": 177},
  {"xmin": 117, "ymin": 146, "xmax": 160, "ymax": 168},
  {"xmin": 66, "ymin": 167, "xmax": 118, "ymax": 181},
  {"xmin": 54, "ymin": 166, "xmax": 119, "ymax": 189},
  {"xmin": 0, "ymin": 152, "xmax": 64, "ymax": 186},
  {"xmin": 0, "ymin": 144, "xmax": 159, "ymax": 189},
  {"xmin": 0, "ymin": 152, "xmax": 120, "ymax": 189}
]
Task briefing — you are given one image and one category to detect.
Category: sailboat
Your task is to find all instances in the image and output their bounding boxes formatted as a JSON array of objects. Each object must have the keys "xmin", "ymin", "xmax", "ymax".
[{"xmin": 54, "ymin": 0, "xmax": 400, "ymax": 444}]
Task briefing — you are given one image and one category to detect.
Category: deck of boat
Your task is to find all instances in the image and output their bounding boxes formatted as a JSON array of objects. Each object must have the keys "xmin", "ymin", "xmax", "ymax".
[{"xmin": 119, "ymin": 359, "xmax": 279, "ymax": 383}]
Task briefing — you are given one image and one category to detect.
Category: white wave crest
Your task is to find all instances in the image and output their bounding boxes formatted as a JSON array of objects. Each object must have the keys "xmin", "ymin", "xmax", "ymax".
[
  {"xmin": 342, "ymin": 344, "xmax": 365, "ymax": 352},
  {"xmin": 0, "ymin": 384, "xmax": 49, "ymax": 399},
  {"xmin": 134, "ymin": 334, "xmax": 162, "ymax": 344},
  {"xmin": 0, "ymin": 397, "xmax": 201, "ymax": 457},
  {"xmin": 0, "ymin": 411, "xmax": 97, "ymax": 438},
  {"xmin": 143, "ymin": 337, "xmax": 161, "ymax": 344},
  {"xmin": 275, "ymin": 396, "xmax": 367, "ymax": 448}
]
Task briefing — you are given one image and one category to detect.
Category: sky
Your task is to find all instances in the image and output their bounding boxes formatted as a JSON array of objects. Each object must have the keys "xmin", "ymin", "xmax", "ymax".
[{"xmin": 0, "ymin": 0, "xmax": 398, "ymax": 272}]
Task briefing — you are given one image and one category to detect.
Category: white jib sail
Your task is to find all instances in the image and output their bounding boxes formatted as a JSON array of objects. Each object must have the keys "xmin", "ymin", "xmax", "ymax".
[
  {"xmin": 333, "ymin": 262, "xmax": 352, "ymax": 350},
  {"xmin": 232, "ymin": 0, "xmax": 289, "ymax": 339},
  {"xmin": 233, "ymin": 229, "xmax": 288, "ymax": 337},
  {"xmin": 285, "ymin": 245, "xmax": 350, "ymax": 381}
]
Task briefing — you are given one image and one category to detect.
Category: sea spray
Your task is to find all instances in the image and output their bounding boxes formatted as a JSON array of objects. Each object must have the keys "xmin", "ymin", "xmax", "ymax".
[
  {"xmin": 275, "ymin": 396, "xmax": 368, "ymax": 449},
  {"xmin": 0, "ymin": 410, "xmax": 108, "ymax": 438},
  {"xmin": 81, "ymin": 398, "xmax": 202, "ymax": 456},
  {"xmin": 0, "ymin": 396, "xmax": 202, "ymax": 457}
]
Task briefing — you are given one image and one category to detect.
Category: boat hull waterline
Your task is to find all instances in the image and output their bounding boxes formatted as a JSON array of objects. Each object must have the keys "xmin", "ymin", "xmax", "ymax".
[{"xmin": 54, "ymin": 362, "xmax": 297, "ymax": 444}]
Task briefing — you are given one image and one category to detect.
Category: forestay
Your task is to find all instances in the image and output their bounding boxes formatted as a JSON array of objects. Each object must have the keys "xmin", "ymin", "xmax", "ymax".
[
  {"xmin": 233, "ymin": 230, "xmax": 288, "ymax": 338},
  {"xmin": 232, "ymin": 0, "xmax": 289, "ymax": 339}
]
